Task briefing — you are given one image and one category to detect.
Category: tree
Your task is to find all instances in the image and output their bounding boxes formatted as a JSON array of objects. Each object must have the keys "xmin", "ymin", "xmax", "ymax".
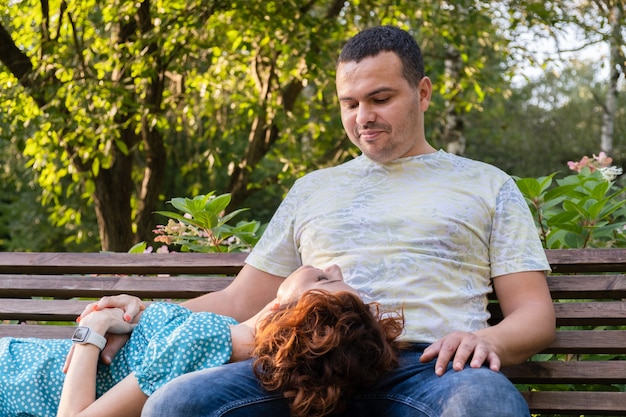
[
  {"xmin": 600, "ymin": 2, "xmax": 625, "ymax": 155},
  {"xmin": 504, "ymin": 0, "xmax": 625, "ymax": 158},
  {"xmin": 465, "ymin": 60, "xmax": 625, "ymax": 178},
  {"xmin": 0, "ymin": 0, "xmax": 525, "ymax": 251},
  {"xmin": 1, "ymin": 0, "xmax": 234, "ymax": 250}
]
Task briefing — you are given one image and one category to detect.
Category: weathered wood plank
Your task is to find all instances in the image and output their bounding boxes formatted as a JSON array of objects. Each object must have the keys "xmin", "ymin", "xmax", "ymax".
[
  {"xmin": 542, "ymin": 330, "xmax": 626, "ymax": 354},
  {"xmin": 489, "ymin": 301, "xmax": 626, "ymax": 326},
  {"xmin": 0, "ymin": 274, "xmax": 234, "ymax": 298},
  {"xmin": 547, "ymin": 274, "xmax": 626, "ymax": 299},
  {"xmin": 0, "ymin": 299, "xmax": 91, "ymax": 321},
  {"xmin": 521, "ymin": 391, "xmax": 626, "ymax": 415},
  {"xmin": 553, "ymin": 301, "xmax": 626, "ymax": 325},
  {"xmin": 546, "ymin": 248, "xmax": 626, "ymax": 273},
  {"xmin": 0, "ymin": 324, "xmax": 75, "ymax": 339},
  {"xmin": 502, "ymin": 361, "xmax": 626, "ymax": 384},
  {"xmin": 0, "ymin": 252, "xmax": 247, "ymax": 275}
]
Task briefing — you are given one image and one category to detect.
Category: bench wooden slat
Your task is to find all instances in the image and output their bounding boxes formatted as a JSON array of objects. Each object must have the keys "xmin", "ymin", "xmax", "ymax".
[
  {"xmin": 0, "ymin": 252, "xmax": 247, "ymax": 275},
  {"xmin": 547, "ymin": 274, "xmax": 626, "ymax": 299},
  {"xmin": 0, "ymin": 324, "xmax": 75, "ymax": 339},
  {"xmin": 553, "ymin": 301, "xmax": 626, "ymax": 325},
  {"xmin": 544, "ymin": 330, "xmax": 626, "ymax": 354},
  {"xmin": 547, "ymin": 248, "xmax": 626, "ymax": 273},
  {"xmin": 489, "ymin": 301, "xmax": 626, "ymax": 326},
  {"xmin": 521, "ymin": 391, "xmax": 626, "ymax": 415},
  {"xmin": 503, "ymin": 361, "xmax": 626, "ymax": 384},
  {"xmin": 0, "ymin": 274, "xmax": 234, "ymax": 298},
  {"xmin": 0, "ymin": 299, "xmax": 90, "ymax": 321}
]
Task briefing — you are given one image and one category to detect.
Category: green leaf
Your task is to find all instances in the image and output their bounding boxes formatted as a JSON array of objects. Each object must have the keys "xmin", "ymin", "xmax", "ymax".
[
  {"xmin": 206, "ymin": 193, "xmax": 232, "ymax": 215},
  {"xmin": 128, "ymin": 241, "xmax": 148, "ymax": 253}
]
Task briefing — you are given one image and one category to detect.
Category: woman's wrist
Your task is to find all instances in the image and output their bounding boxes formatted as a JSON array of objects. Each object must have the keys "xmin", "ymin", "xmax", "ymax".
[{"xmin": 78, "ymin": 312, "xmax": 111, "ymax": 335}]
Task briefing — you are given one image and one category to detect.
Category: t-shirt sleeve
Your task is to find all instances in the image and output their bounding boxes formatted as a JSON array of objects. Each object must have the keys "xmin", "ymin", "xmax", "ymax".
[
  {"xmin": 245, "ymin": 181, "xmax": 304, "ymax": 277},
  {"xmin": 134, "ymin": 304, "xmax": 238, "ymax": 395},
  {"xmin": 489, "ymin": 178, "xmax": 550, "ymax": 277}
]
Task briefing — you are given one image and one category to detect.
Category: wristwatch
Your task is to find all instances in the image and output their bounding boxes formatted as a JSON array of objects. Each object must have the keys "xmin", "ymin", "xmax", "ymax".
[{"xmin": 71, "ymin": 326, "xmax": 107, "ymax": 351}]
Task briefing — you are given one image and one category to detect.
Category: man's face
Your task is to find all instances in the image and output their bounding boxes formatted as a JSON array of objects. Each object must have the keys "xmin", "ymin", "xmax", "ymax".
[{"xmin": 336, "ymin": 51, "xmax": 433, "ymax": 163}]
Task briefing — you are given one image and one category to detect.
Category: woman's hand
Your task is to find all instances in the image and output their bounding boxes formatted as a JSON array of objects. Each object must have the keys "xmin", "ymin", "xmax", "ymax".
[
  {"xmin": 77, "ymin": 294, "xmax": 146, "ymax": 324},
  {"xmin": 78, "ymin": 307, "xmax": 136, "ymax": 335},
  {"xmin": 64, "ymin": 295, "xmax": 145, "ymax": 371}
]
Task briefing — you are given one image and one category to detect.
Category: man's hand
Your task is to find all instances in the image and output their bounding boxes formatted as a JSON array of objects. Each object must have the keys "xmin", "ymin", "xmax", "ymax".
[{"xmin": 420, "ymin": 331, "xmax": 502, "ymax": 376}]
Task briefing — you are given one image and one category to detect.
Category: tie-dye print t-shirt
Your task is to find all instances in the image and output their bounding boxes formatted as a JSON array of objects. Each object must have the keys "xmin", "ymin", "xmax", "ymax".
[{"xmin": 246, "ymin": 150, "xmax": 549, "ymax": 342}]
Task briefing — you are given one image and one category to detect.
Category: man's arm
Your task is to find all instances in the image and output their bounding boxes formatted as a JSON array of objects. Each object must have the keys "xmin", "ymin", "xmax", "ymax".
[
  {"xmin": 421, "ymin": 270, "xmax": 555, "ymax": 375},
  {"xmin": 182, "ymin": 263, "xmax": 285, "ymax": 321}
]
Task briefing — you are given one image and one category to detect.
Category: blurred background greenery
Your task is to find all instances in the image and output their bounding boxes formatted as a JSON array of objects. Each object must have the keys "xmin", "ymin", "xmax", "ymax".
[{"xmin": 1, "ymin": 0, "xmax": 624, "ymax": 252}]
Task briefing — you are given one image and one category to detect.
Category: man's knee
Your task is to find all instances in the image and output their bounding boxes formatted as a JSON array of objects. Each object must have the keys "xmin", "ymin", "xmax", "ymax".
[{"xmin": 440, "ymin": 368, "xmax": 529, "ymax": 417}]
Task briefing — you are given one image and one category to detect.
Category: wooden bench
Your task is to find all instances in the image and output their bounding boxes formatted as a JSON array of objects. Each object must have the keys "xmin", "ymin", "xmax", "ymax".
[{"xmin": 0, "ymin": 249, "xmax": 625, "ymax": 415}]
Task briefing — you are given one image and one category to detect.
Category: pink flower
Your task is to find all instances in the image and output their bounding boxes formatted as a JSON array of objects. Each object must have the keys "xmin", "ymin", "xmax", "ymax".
[
  {"xmin": 593, "ymin": 152, "xmax": 613, "ymax": 167},
  {"xmin": 568, "ymin": 153, "xmax": 622, "ymax": 181}
]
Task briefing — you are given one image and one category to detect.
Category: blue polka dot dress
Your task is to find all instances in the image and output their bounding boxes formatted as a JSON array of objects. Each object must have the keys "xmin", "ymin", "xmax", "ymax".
[{"xmin": 0, "ymin": 302, "xmax": 238, "ymax": 417}]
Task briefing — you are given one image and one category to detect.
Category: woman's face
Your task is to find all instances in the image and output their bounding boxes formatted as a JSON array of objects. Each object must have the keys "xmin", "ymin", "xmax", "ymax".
[{"xmin": 276, "ymin": 264, "xmax": 358, "ymax": 303}]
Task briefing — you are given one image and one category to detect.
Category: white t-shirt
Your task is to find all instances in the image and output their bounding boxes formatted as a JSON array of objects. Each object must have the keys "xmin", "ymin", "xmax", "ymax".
[{"xmin": 246, "ymin": 150, "xmax": 550, "ymax": 342}]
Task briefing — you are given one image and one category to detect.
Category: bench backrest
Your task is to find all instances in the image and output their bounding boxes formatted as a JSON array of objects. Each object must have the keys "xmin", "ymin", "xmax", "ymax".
[
  {"xmin": 501, "ymin": 248, "xmax": 626, "ymax": 415},
  {"xmin": 0, "ymin": 252, "xmax": 245, "ymax": 338}
]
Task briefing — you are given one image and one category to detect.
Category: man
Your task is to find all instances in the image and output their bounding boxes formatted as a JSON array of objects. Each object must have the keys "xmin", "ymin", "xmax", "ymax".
[{"xmin": 102, "ymin": 25, "xmax": 556, "ymax": 416}]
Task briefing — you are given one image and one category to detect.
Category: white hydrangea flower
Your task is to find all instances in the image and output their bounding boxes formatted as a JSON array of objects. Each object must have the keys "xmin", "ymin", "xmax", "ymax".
[{"xmin": 599, "ymin": 166, "xmax": 623, "ymax": 182}]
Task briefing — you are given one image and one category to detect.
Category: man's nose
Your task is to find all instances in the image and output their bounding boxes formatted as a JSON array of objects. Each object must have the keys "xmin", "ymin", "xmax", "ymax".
[{"xmin": 356, "ymin": 104, "xmax": 375, "ymax": 125}]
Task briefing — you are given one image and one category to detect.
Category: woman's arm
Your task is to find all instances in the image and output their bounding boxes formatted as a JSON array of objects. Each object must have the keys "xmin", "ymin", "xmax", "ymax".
[
  {"xmin": 229, "ymin": 296, "xmax": 279, "ymax": 362},
  {"xmin": 58, "ymin": 309, "xmax": 144, "ymax": 417},
  {"xmin": 70, "ymin": 265, "xmax": 284, "ymax": 366}
]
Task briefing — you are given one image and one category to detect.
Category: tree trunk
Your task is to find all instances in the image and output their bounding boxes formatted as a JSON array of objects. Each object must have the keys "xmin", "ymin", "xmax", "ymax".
[
  {"xmin": 92, "ymin": 142, "xmax": 135, "ymax": 252},
  {"xmin": 600, "ymin": 4, "xmax": 623, "ymax": 155}
]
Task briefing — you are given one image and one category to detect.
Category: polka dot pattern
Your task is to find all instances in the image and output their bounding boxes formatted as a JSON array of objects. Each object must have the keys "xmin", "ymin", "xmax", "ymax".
[{"xmin": 0, "ymin": 302, "xmax": 237, "ymax": 416}]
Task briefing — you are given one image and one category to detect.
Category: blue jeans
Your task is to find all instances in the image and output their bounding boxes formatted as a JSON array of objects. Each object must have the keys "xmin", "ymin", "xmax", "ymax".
[{"xmin": 141, "ymin": 345, "xmax": 530, "ymax": 417}]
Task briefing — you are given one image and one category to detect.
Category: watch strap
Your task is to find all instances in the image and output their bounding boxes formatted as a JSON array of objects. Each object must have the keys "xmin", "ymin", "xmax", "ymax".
[{"xmin": 71, "ymin": 326, "xmax": 107, "ymax": 351}]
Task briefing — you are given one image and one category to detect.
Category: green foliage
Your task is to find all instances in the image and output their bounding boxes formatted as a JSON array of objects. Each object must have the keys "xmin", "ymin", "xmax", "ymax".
[
  {"xmin": 516, "ymin": 160, "xmax": 626, "ymax": 412},
  {"xmin": 1, "ymin": 1, "xmax": 623, "ymax": 254},
  {"xmin": 0, "ymin": 0, "xmax": 522, "ymax": 251},
  {"xmin": 515, "ymin": 169, "xmax": 626, "ymax": 249},
  {"xmin": 137, "ymin": 192, "xmax": 264, "ymax": 253}
]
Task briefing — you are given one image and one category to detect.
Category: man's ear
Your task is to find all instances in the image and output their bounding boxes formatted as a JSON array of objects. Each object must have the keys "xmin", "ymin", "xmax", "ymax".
[{"xmin": 418, "ymin": 76, "xmax": 433, "ymax": 111}]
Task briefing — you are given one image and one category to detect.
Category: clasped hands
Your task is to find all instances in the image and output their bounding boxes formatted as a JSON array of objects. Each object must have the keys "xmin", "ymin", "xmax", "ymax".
[{"xmin": 63, "ymin": 295, "xmax": 145, "ymax": 372}]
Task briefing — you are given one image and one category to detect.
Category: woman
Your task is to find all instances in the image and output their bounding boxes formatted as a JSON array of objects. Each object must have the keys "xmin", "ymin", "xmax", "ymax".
[
  {"xmin": 254, "ymin": 289, "xmax": 404, "ymax": 417},
  {"xmin": 0, "ymin": 265, "xmax": 404, "ymax": 417}
]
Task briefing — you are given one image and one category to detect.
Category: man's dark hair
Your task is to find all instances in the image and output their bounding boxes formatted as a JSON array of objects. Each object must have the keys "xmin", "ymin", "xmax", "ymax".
[{"xmin": 338, "ymin": 25, "xmax": 424, "ymax": 87}]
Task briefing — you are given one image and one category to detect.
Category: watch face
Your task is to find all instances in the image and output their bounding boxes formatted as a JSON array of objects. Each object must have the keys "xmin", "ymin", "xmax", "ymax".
[{"xmin": 72, "ymin": 327, "xmax": 89, "ymax": 342}]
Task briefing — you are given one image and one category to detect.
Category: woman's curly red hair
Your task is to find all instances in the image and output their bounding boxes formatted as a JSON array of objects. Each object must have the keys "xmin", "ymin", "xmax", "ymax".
[{"xmin": 253, "ymin": 289, "xmax": 404, "ymax": 417}]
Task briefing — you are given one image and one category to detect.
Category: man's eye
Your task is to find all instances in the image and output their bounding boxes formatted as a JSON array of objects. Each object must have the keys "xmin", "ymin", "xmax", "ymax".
[
  {"xmin": 374, "ymin": 97, "xmax": 390, "ymax": 104},
  {"xmin": 316, "ymin": 275, "xmax": 328, "ymax": 281}
]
